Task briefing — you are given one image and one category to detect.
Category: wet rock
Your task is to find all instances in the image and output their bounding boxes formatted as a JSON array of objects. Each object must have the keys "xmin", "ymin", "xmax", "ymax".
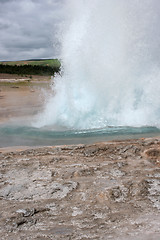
[
  {"xmin": 144, "ymin": 148, "xmax": 160, "ymax": 158},
  {"xmin": 0, "ymin": 137, "xmax": 160, "ymax": 239},
  {"xmin": 119, "ymin": 145, "xmax": 132, "ymax": 154},
  {"xmin": 10, "ymin": 86, "xmax": 19, "ymax": 88},
  {"xmin": 83, "ymin": 145, "xmax": 100, "ymax": 157},
  {"xmin": 16, "ymin": 208, "xmax": 36, "ymax": 217},
  {"xmin": 143, "ymin": 139, "xmax": 159, "ymax": 146},
  {"xmin": 110, "ymin": 186, "xmax": 128, "ymax": 202},
  {"xmin": 109, "ymin": 168, "xmax": 126, "ymax": 177},
  {"xmin": 116, "ymin": 162, "xmax": 128, "ymax": 168},
  {"xmin": 147, "ymin": 179, "xmax": 160, "ymax": 210},
  {"xmin": 15, "ymin": 218, "xmax": 27, "ymax": 227},
  {"xmin": 51, "ymin": 181, "xmax": 78, "ymax": 199},
  {"xmin": 74, "ymin": 167, "xmax": 100, "ymax": 177}
]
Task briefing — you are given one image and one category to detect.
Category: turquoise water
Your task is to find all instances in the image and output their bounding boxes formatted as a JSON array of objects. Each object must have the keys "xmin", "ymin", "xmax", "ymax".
[{"xmin": 0, "ymin": 124, "xmax": 159, "ymax": 148}]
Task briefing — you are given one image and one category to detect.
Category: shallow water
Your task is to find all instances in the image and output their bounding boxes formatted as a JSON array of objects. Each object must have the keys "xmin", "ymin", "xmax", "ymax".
[{"xmin": 0, "ymin": 124, "xmax": 159, "ymax": 148}]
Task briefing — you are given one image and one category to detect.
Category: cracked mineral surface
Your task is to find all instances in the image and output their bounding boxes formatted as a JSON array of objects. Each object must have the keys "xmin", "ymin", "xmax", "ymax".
[{"xmin": 0, "ymin": 137, "xmax": 160, "ymax": 239}]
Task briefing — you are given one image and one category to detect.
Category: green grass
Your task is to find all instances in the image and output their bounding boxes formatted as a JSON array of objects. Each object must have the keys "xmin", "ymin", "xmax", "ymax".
[{"xmin": 0, "ymin": 59, "xmax": 61, "ymax": 68}]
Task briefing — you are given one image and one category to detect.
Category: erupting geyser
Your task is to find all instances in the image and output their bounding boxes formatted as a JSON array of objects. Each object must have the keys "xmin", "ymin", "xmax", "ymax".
[{"xmin": 35, "ymin": 0, "xmax": 160, "ymax": 130}]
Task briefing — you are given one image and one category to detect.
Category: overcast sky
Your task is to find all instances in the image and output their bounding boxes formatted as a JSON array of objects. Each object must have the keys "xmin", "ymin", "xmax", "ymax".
[{"xmin": 0, "ymin": 0, "xmax": 65, "ymax": 61}]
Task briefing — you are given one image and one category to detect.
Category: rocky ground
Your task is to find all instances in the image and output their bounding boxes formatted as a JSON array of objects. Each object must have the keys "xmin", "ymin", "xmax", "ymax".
[{"xmin": 0, "ymin": 137, "xmax": 160, "ymax": 239}]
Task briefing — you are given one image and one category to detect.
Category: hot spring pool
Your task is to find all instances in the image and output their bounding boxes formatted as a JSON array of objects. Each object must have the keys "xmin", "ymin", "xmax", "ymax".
[{"xmin": 0, "ymin": 124, "xmax": 160, "ymax": 148}]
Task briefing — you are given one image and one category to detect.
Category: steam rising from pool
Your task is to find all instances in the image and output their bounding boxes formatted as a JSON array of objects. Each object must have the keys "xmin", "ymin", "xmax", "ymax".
[{"xmin": 35, "ymin": 0, "xmax": 160, "ymax": 130}]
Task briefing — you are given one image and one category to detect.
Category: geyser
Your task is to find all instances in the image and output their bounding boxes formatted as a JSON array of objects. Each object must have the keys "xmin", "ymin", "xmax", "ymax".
[{"xmin": 36, "ymin": 0, "xmax": 160, "ymax": 129}]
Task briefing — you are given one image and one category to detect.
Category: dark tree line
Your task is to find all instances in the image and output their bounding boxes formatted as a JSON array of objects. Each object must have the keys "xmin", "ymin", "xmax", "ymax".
[{"xmin": 0, "ymin": 64, "xmax": 60, "ymax": 76}]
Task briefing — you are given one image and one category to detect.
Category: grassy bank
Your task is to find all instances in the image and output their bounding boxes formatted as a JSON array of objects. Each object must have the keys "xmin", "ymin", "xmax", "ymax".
[
  {"xmin": 0, "ymin": 59, "xmax": 61, "ymax": 76},
  {"xmin": 0, "ymin": 59, "xmax": 60, "ymax": 67}
]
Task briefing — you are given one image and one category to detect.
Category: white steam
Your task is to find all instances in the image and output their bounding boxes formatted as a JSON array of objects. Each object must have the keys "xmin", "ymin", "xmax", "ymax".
[{"xmin": 35, "ymin": 0, "xmax": 160, "ymax": 129}]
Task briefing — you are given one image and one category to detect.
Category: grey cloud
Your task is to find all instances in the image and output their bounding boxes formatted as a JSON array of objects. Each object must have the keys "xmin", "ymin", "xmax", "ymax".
[
  {"xmin": 0, "ymin": 22, "xmax": 10, "ymax": 30},
  {"xmin": 0, "ymin": 0, "xmax": 13, "ymax": 3},
  {"xmin": 0, "ymin": 0, "xmax": 64, "ymax": 61}
]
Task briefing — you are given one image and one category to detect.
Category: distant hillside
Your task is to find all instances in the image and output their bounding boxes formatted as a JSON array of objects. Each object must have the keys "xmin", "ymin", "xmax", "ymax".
[
  {"xmin": 0, "ymin": 59, "xmax": 60, "ymax": 67},
  {"xmin": 0, "ymin": 59, "xmax": 61, "ymax": 76}
]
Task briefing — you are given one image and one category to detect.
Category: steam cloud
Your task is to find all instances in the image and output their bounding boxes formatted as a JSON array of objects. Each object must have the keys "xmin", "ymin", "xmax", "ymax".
[{"xmin": 35, "ymin": 0, "xmax": 160, "ymax": 129}]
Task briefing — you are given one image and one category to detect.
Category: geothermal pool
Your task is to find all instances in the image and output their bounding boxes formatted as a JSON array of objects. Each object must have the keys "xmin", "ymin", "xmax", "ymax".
[{"xmin": 0, "ymin": 124, "xmax": 160, "ymax": 148}]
